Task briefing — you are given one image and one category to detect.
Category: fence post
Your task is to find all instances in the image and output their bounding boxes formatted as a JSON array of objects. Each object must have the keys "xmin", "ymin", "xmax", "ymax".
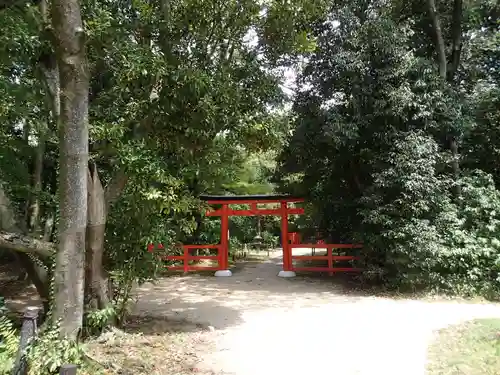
[
  {"xmin": 183, "ymin": 245, "xmax": 189, "ymax": 274},
  {"xmin": 12, "ymin": 306, "xmax": 39, "ymax": 375},
  {"xmin": 59, "ymin": 364, "xmax": 78, "ymax": 375}
]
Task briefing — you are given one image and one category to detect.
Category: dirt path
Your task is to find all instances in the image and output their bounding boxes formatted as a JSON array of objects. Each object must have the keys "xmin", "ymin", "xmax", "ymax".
[{"xmin": 134, "ymin": 251, "xmax": 500, "ymax": 375}]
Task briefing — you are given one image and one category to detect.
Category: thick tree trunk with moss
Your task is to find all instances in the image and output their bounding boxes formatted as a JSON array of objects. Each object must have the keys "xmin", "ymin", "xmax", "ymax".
[{"xmin": 51, "ymin": 0, "xmax": 89, "ymax": 339}]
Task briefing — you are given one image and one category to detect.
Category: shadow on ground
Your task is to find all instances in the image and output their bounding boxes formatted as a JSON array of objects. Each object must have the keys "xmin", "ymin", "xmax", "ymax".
[
  {"xmin": 133, "ymin": 254, "xmax": 375, "ymax": 333},
  {"xmin": 124, "ymin": 314, "xmax": 208, "ymax": 334},
  {"xmin": 126, "ymin": 297, "xmax": 244, "ymax": 332},
  {"xmin": 135, "ymin": 249, "xmax": 496, "ymax": 333},
  {"xmin": 0, "ymin": 263, "xmax": 43, "ymax": 314},
  {"xmin": 147, "ymin": 255, "xmax": 391, "ymax": 300}
]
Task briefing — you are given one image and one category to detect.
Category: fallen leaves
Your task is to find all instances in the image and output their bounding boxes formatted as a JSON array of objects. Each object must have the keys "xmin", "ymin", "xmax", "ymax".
[{"xmin": 85, "ymin": 315, "xmax": 217, "ymax": 375}]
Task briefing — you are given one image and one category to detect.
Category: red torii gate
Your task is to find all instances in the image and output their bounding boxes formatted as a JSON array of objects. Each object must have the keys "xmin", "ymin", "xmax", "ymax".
[
  {"xmin": 201, "ymin": 194, "xmax": 304, "ymax": 277},
  {"xmin": 150, "ymin": 194, "xmax": 361, "ymax": 277}
]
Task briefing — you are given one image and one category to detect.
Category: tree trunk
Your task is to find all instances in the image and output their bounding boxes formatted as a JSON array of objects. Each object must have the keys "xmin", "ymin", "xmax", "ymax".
[
  {"xmin": 448, "ymin": 0, "xmax": 463, "ymax": 197},
  {"xmin": 448, "ymin": 0, "xmax": 463, "ymax": 81},
  {"xmin": 39, "ymin": 0, "xmax": 60, "ymax": 243},
  {"xmin": 43, "ymin": 212, "xmax": 54, "ymax": 241},
  {"xmin": 51, "ymin": 0, "xmax": 89, "ymax": 339},
  {"xmin": 426, "ymin": 0, "xmax": 463, "ymax": 197},
  {"xmin": 85, "ymin": 167, "xmax": 128, "ymax": 312},
  {"xmin": 85, "ymin": 165, "xmax": 110, "ymax": 310},
  {"xmin": 426, "ymin": 0, "xmax": 447, "ymax": 80},
  {"xmin": 29, "ymin": 135, "xmax": 45, "ymax": 235},
  {"xmin": 0, "ymin": 184, "xmax": 17, "ymax": 231},
  {"xmin": 450, "ymin": 136, "xmax": 461, "ymax": 195}
]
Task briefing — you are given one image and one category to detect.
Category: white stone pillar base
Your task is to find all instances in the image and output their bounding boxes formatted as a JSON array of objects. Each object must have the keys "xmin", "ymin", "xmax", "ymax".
[
  {"xmin": 278, "ymin": 270, "xmax": 296, "ymax": 278},
  {"xmin": 214, "ymin": 270, "xmax": 232, "ymax": 277}
]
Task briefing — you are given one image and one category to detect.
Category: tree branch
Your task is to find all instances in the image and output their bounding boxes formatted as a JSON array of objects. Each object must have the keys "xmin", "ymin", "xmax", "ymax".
[
  {"xmin": 0, "ymin": 231, "xmax": 55, "ymax": 258},
  {"xmin": 426, "ymin": 0, "xmax": 447, "ymax": 80}
]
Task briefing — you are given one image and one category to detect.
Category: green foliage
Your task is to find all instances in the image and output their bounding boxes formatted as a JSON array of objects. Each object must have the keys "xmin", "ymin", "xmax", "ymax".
[
  {"xmin": 0, "ymin": 0, "xmax": 310, "ymax": 370},
  {"xmin": 83, "ymin": 306, "xmax": 116, "ymax": 337},
  {"xmin": 0, "ymin": 314, "xmax": 18, "ymax": 375},
  {"xmin": 360, "ymin": 132, "xmax": 449, "ymax": 283},
  {"xmin": 26, "ymin": 326, "xmax": 85, "ymax": 375},
  {"xmin": 436, "ymin": 172, "xmax": 500, "ymax": 296},
  {"xmin": 277, "ymin": 0, "xmax": 500, "ymax": 297},
  {"xmin": 80, "ymin": 0, "xmax": 296, "ymax": 292},
  {"xmin": 2, "ymin": 0, "xmax": 496, "ymax": 365},
  {"xmin": 358, "ymin": 133, "xmax": 500, "ymax": 296},
  {"xmin": 259, "ymin": 0, "xmax": 329, "ymax": 65},
  {"xmin": 261, "ymin": 231, "xmax": 279, "ymax": 248},
  {"xmin": 109, "ymin": 267, "xmax": 141, "ymax": 326}
]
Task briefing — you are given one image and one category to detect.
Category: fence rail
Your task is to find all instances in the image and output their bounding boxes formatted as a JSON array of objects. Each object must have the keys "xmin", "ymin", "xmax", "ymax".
[
  {"xmin": 290, "ymin": 243, "xmax": 363, "ymax": 274},
  {"xmin": 147, "ymin": 241, "xmax": 363, "ymax": 275},
  {"xmin": 148, "ymin": 243, "xmax": 224, "ymax": 272}
]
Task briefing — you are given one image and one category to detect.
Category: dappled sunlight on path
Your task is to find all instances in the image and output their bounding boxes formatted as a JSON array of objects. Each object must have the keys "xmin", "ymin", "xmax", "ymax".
[{"xmin": 134, "ymin": 250, "xmax": 500, "ymax": 375}]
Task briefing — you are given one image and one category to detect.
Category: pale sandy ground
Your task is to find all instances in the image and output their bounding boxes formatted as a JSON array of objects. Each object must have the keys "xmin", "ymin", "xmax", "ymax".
[{"xmin": 134, "ymin": 249, "xmax": 500, "ymax": 375}]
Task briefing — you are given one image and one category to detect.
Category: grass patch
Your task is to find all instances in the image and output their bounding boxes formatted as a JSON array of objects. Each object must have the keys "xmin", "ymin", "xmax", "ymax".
[{"xmin": 427, "ymin": 318, "xmax": 500, "ymax": 375}]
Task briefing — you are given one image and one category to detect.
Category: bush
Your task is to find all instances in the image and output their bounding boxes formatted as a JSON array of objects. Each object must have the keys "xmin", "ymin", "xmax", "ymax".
[
  {"xmin": 26, "ymin": 326, "xmax": 85, "ymax": 375},
  {"xmin": 360, "ymin": 132, "xmax": 500, "ymax": 297},
  {"xmin": 434, "ymin": 171, "xmax": 500, "ymax": 296}
]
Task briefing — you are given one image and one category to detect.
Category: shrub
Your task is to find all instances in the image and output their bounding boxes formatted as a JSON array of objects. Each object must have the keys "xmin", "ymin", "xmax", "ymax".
[{"xmin": 360, "ymin": 132, "xmax": 500, "ymax": 297}]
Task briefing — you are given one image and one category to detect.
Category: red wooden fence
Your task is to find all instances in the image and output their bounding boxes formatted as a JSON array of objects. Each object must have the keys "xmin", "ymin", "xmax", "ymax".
[
  {"xmin": 147, "ymin": 240, "xmax": 363, "ymax": 275},
  {"xmin": 148, "ymin": 243, "xmax": 224, "ymax": 273},
  {"xmin": 290, "ymin": 243, "xmax": 362, "ymax": 274}
]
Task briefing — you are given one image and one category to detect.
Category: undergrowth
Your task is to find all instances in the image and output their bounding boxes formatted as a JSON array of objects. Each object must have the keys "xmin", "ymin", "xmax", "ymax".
[
  {"xmin": 0, "ymin": 265, "xmax": 142, "ymax": 375},
  {"xmin": 0, "ymin": 315, "xmax": 18, "ymax": 374}
]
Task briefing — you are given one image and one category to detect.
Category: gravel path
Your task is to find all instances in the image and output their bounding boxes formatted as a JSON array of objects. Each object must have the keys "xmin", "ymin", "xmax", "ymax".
[{"xmin": 135, "ymin": 250, "xmax": 500, "ymax": 375}]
